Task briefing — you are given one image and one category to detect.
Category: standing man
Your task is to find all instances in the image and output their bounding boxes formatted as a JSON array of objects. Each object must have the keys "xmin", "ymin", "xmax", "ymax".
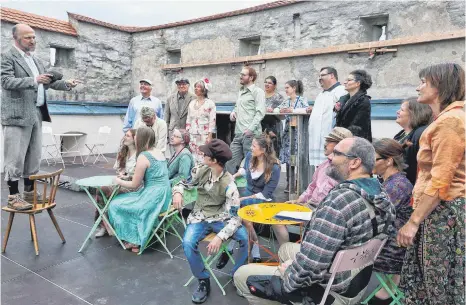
[
  {"xmin": 2, "ymin": 24, "xmax": 80, "ymax": 210},
  {"xmin": 226, "ymin": 66, "xmax": 265, "ymax": 174},
  {"xmin": 123, "ymin": 79, "xmax": 162, "ymax": 133},
  {"xmin": 164, "ymin": 78, "xmax": 196, "ymax": 136},
  {"xmin": 134, "ymin": 106, "xmax": 167, "ymax": 153},
  {"xmin": 307, "ymin": 67, "xmax": 347, "ymax": 167}
]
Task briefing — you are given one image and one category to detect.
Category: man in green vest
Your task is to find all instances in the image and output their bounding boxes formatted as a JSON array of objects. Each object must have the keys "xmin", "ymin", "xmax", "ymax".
[{"xmin": 172, "ymin": 139, "xmax": 248, "ymax": 304}]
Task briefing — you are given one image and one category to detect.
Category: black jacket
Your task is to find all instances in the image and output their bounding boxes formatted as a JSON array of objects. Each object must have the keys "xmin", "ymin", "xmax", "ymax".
[
  {"xmin": 394, "ymin": 125, "xmax": 428, "ymax": 185},
  {"xmin": 336, "ymin": 91, "xmax": 372, "ymax": 142}
]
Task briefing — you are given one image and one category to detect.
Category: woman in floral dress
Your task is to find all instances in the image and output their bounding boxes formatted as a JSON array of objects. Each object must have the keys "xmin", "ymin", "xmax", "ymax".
[
  {"xmin": 186, "ymin": 78, "xmax": 216, "ymax": 163},
  {"xmin": 278, "ymin": 79, "xmax": 308, "ymax": 192}
]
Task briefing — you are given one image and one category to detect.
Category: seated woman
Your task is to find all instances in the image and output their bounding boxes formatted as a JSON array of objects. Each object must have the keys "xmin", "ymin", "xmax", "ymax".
[
  {"xmin": 369, "ymin": 138, "xmax": 413, "ymax": 304},
  {"xmin": 95, "ymin": 129, "xmax": 137, "ymax": 238},
  {"xmin": 216, "ymin": 134, "xmax": 280, "ymax": 268},
  {"xmin": 168, "ymin": 128, "xmax": 194, "ymax": 186},
  {"xmin": 108, "ymin": 127, "xmax": 172, "ymax": 253}
]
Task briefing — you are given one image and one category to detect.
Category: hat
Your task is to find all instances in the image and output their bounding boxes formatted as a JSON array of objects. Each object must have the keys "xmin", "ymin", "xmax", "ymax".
[
  {"xmin": 139, "ymin": 79, "xmax": 153, "ymax": 86},
  {"xmin": 199, "ymin": 139, "xmax": 232, "ymax": 163},
  {"xmin": 197, "ymin": 77, "xmax": 212, "ymax": 92},
  {"xmin": 324, "ymin": 127, "xmax": 353, "ymax": 142},
  {"xmin": 175, "ymin": 78, "xmax": 190, "ymax": 85}
]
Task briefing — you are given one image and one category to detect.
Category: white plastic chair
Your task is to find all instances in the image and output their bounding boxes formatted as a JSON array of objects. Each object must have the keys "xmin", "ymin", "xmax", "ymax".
[
  {"xmin": 319, "ymin": 238, "xmax": 387, "ymax": 305},
  {"xmin": 41, "ymin": 126, "xmax": 65, "ymax": 167},
  {"xmin": 84, "ymin": 126, "xmax": 111, "ymax": 164}
]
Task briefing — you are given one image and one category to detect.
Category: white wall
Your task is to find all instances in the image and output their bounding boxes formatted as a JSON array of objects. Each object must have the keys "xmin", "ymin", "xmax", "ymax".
[{"xmin": 372, "ymin": 120, "xmax": 402, "ymax": 140}]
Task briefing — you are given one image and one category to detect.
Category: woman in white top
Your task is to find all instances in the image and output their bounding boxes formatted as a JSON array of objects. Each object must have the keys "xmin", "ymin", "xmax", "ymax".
[
  {"xmin": 94, "ymin": 129, "xmax": 137, "ymax": 237},
  {"xmin": 186, "ymin": 78, "xmax": 216, "ymax": 163}
]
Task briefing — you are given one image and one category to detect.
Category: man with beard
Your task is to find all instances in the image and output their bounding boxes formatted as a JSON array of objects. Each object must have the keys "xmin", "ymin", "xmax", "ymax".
[
  {"xmin": 234, "ymin": 137, "xmax": 396, "ymax": 305},
  {"xmin": 226, "ymin": 66, "xmax": 265, "ymax": 174}
]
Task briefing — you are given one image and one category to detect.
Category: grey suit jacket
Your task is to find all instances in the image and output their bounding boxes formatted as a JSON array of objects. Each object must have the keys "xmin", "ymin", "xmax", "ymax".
[
  {"xmin": 164, "ymin": 91, "xmax": 196, "ymax": 134},
  {"xmin": 1, "ymin": 47, "xmax": 70, "ymax": 126}
]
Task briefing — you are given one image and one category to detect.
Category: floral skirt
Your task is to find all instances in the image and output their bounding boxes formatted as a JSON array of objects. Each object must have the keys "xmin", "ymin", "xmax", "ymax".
[{"xmin": 400, "ymin": 197, "xmax": 465, "ymax": 305}]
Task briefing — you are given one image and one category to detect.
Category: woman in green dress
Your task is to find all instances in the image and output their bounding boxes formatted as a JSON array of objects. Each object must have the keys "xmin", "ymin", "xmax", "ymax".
[
  {"xmin": 168, "ymin": 128, "xmax": 194, "ymax": 186},
  {"xmin": 108, "ymin": 127, "xmax": 172, "ymax": 253}
]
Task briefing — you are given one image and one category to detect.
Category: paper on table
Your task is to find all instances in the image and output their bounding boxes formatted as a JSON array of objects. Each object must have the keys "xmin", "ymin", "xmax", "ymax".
[
  {"xmin": 274, "ymin": 211, "xmax": 313, "ymax": 221},
  {"xmin": 293, "ymin": 108, "xmax": 307, "ymax": 114}
]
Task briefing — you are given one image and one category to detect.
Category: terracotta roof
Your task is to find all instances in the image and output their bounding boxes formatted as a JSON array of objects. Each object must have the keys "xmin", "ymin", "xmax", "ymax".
[
  {"xmin": 68, "ymin": 0, "xmax": 300, "ymax": 33},
  {"xmin": 0, "ymin": 7, "xmax": 77, "ymax": 36}
]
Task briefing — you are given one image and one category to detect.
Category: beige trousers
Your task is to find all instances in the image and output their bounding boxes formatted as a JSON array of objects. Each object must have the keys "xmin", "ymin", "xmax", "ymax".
[{"xmin": 234, "ymin": 242, "xmax": 301, "ymax": 305}]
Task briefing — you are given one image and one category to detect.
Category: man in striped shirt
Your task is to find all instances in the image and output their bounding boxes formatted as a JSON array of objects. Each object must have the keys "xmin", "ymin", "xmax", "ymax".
[{"xmin": 234, "ymin": 137, "xmax": 395, "ymax": 305}]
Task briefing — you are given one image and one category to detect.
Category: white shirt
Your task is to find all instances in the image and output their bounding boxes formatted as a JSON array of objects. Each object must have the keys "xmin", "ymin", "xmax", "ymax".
[
  {"xmin": 134, "ymin": 117, "xmax": 168, "ymax": 153},
  {"xmin": 14, "ymin": 45, "xmax": 45, "ymax": 107}
]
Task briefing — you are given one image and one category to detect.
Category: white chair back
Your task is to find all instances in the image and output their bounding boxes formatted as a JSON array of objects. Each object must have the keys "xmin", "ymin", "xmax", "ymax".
[
  {"xmin": 319, "ymin": 238, "xmax": 387, "ymax": 305},
  {"xmin": 42, "ymin": 126, "xmax": 57, "ymax": 145},
  {"xmin": 97, "ymin": 126, "xmax": 111, "ymax": 144}
]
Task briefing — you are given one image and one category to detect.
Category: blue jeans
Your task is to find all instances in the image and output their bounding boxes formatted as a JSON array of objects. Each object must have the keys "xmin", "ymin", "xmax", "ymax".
[{"xmin": 182, "ymin": 221, "xmax": 248, "ymax": 279}]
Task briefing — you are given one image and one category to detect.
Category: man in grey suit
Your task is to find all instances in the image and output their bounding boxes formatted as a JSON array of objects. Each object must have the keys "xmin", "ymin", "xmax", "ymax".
[
  {"xmin": 164, "ymin": 78, "xmax": 196, "ymax": 136},
  {"xmin": 2, "ymin": 24, "xmax": 80, "ymax": 210}
]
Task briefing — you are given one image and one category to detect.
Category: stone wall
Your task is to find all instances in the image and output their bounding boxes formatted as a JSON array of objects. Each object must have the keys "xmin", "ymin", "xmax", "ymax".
[{"xmin": 131, "ymin": 0, "xmax": 465, "ymax": 103}]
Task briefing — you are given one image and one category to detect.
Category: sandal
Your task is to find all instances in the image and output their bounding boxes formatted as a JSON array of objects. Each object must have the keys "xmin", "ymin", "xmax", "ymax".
[
  {"xmin": 131, "ymin": 247, "xmax": 140, "ymax": 253},
  {"xmin": 123, "ymin": 242, "xmax": 137, "ymax": 250}
]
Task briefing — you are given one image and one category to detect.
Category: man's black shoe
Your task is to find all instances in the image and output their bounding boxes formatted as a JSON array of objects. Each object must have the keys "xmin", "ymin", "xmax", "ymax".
[
  {"xmin": 192, "ymin": 278, "xmax": 210, "ymax": 304},
  {"xmin": 216, "ymin": 250, "xmax": 232, "ymax": 269}
]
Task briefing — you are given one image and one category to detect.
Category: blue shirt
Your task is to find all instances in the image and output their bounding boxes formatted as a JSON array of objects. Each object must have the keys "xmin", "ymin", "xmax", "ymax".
[{"xmin": 123, "ymin": 95, "xmax": 163, "ymax": 132}]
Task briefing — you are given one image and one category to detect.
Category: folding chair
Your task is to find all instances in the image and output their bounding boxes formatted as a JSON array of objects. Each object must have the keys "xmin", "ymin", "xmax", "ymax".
[
  {"xmin": 184, "ymin": 233, "xmax": 236, "ymax": 296},
  {"xmin": 2, "ymin": 169, "xmax": 65, "ymax": 255},
  {"xmin": 319, "ymin": 238, "xmax": 387, "ymax": 305},
  {"xmin": 361, "ymin": 273, "xmax": 404, "ymax": 305},
  {"xmin": 41, "ymin": 126, "xmax": 65, "ymax": 167},
  {"xmin": 85, "ymin": 126, "xmax": 111, "ymax": 164}
]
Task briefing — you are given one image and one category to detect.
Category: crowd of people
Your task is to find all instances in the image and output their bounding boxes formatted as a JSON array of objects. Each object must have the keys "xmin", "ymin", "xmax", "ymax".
[{"xmin": 2, "ymin": 23, "xmax": 464, "ymax": 305}]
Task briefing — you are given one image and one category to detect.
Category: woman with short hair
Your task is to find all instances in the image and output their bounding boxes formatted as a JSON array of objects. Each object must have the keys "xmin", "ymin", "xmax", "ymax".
[
  {"xmin": 168, "ymin": 128, "xmax": 194, "ymax": 186},
  {"xmin": 397, "ymin": 63, "xmax": 465, "ymax": 305}
]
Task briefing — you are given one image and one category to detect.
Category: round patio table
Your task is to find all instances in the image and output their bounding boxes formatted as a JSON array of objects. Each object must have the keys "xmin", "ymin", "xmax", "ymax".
[{"xmin": 76, "ymin": 175, "xmax": 125, "ymax": 252}]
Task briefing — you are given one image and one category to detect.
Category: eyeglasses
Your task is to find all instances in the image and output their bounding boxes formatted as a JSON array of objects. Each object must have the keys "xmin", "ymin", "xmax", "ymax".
[{"xmin": 333, "ymin": 149, "xmax": 359, "ymax": 159}]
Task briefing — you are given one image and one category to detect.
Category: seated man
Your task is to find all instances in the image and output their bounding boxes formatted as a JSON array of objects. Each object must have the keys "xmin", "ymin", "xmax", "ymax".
[
  {"xmin": 234, "ymin": 137, "xmax": 396, "ymax": 305},
  {"xmin": 134, "ymin": 106, "xmax": 167, "ymax": 153},
  {"xmin": 172, "ymin": 139, "xmax": 248, "ymax": 304}
]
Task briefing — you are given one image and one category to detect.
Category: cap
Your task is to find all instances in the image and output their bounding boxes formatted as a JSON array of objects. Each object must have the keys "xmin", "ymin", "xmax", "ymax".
[
  {"xmin": 175, "ymin": 78, "xmax": 190, "ymax": 85},
  {"xmin": 199, "ymin": 139, "xmax": 232, "ymax": 163},
  {"xmin": 324, "ymin": 127, "xmax": 353, "ymax": 143},
  {"xmin": 139, "ymin": 79, "xmax": 153, "ymax": 86}
]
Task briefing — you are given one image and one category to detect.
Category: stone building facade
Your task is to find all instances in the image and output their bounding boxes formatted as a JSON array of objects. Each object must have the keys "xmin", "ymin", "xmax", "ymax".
[{"xmin": 1, "ymin": 1, "xmax": 465, "ymax": 104}]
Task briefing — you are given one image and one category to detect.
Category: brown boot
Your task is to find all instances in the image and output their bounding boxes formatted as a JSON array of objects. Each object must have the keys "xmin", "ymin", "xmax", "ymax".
[
  {"xmin": 22, "ymin": 190, "xmax": 46, "ymax": 204},
  {"xmin": 7, "ymin": 194, "xmax": 33, "ymax": 211}
]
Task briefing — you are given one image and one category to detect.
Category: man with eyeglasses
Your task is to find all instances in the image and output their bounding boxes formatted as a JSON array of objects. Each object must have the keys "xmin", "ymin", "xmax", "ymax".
[
  {"xmin": 226, "ymin": 66, "xmax": 266, "ymax": 174},
  {"xmin": 307, "ymin": 67, "xmax": 347, "ymax": 168},
  {"xmin": 234, "ymin": 137, "xmax": 396, "ymax": 305},
  {"xmin": 164, "ymin": 78, "xmax": 196, "ymax": 137}
]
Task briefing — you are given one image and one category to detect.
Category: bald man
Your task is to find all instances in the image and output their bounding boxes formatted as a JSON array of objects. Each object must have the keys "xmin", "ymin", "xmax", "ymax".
[{"xmin": 1, "ymin": 24, "xmax": 80, "ymax": 210}]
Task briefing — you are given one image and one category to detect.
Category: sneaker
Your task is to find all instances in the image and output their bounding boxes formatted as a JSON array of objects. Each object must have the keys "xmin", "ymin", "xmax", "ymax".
[
  {"xmin": 7, "ymin": 194, "xmax": 33, "ymax": 211},
  {"xmin": 192, "ymin": 278, "xmax": 210, "ymax": 304},
  {"xmin": 95, "ymin": 227, "xmax": 108, "ymax": 238},
  {"xmin": 216, "ymin": 250, "xmax": 233, "ymax": 270}
]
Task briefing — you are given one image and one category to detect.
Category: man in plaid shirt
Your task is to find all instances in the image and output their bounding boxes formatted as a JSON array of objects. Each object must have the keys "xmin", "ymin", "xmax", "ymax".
[{"xmin": 234, "ymin": 137, "xmax": 396, "ymax": 305}]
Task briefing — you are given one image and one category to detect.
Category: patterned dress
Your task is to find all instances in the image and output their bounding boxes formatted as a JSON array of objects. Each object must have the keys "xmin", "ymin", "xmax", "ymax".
[
  {"xmin": 374, "ymin": 172, "xmax": 413, "ymax": 273},
  {"xmin": 278, "ymin": 96, "xmax": 308, "ymax": 164},
  {"xmin": 108, "ymin": 151, "xmax": 171, "ymax": 247},
  {"xmin": 186, "ymin": 98, "xmax": 216, "ymax": 163}
]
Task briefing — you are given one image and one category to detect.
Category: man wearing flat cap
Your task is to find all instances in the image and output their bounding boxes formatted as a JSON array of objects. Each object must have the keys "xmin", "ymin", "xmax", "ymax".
[
  {"xmin": 123, "ymin": 79, "xmax": 163, "ymax": 132},
  {"xmin": 164, "ymin": 78, "xmax": 196, "ymax": 136},
  {"xmin": 134, "ymin": 106, "xmax": 167, "ymax": 153},
  {"xmin": 172, "ymin": 139, "xmax": 248, "ymax": 304}
]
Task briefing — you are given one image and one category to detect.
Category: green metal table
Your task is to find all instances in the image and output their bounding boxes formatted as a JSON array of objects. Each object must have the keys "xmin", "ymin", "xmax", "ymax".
[{"xmin": 76, "ymin": 175, "xmax": 126, "ymax": 252}]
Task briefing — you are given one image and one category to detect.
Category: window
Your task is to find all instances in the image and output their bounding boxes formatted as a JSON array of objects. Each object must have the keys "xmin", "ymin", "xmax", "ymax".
[
  {"xmin": 167, "ymin": 49, "xmax": 181, "ymax": 64},
  {"xmin": 360, "ymin": 14, "xmax": 389, "ymax": 42},
  {"xmin": 50, "ymin": 46, "xmax": 75, "ymax": 68},
  {"xmin": 239, "ymin": 36, "xmax": 261, "ymax": 57}
]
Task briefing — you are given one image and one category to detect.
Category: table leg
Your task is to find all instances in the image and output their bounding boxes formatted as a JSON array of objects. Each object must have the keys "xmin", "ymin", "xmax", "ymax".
[{"xmin": 74, "ymin": 136, "xmax": 85, "ymax": 166}]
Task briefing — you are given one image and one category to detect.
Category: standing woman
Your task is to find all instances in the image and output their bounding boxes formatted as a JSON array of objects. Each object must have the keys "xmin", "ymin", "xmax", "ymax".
[
  {"xmin": 262, "ymin": 76, "xmax": 284, "ymax": 157},
  {"xmin": 168, "ymin": 128, "xmax": 194, "ymax": 186},
  {"xmin": 371, "ymin": 138, "xmax": 413, "ymax": 304},
  {"xmin": 335, "ymin": 70, "xmax": 373, "ymax": 141},
  {"xmin": 393, "ymin": 97, "xmax": 432, "ymax": 185},
  {"xmin": 108, "ymin": 127, "xmax": 172, "ymax": 253},
  {"xmin": 278, "ymin": 80, "xmax": 308, "ymax": 192},
  {"xmin": 397, "ymin": 63, "xmax": 465, "ymax": 305},
  {"xmin": 186, "ymin": 78, "xmax": 216, "ymax": 163}
]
